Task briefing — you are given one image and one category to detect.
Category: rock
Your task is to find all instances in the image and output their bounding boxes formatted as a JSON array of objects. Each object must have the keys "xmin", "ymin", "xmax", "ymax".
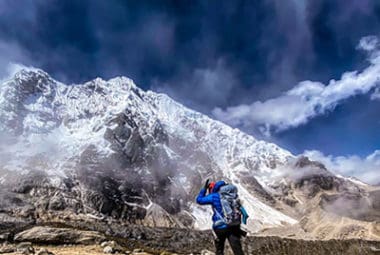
[
  {"xmin": 36, "ymin": 248, "xmax": 48, "ymax": 255},
  {"xmin": 14, "ymin": 226, "xmax": 106, "ymax": 245},
  {"xmin": 16, "ymin": 242, "xmax": 35, "ymax": 254},
  {"xmin": 160, "ymin": 252, "xmax": 178, "ymax": 255},
  {"xmin": 48, "ymin": 195, "xmax": 66, "ymax": 211},
  {"xmin": 36, "ymin": 248, "xmax": 55, "ymax": 255},
  {"xmin": 131, "ymin": 248, "xmax": 153, "ymax": 255},
  {"xmin": 201, "ymin": 250, "xmax": 215, "ymax": 255},
  {"xmin": 0, "ymin": 233, "xmax": 9, "ymax": 241},
  {"xmin": 0, "ymin": 213, "xmax": 34, "ymax": 233},
  {"xmin": 100, "ymin": 240, "xmax": 124, "ymax": 252},
  {"xmin": 0, "ymin": 244, "xmax": 16, "ymax": 253},
  {"xmin": 16, "ymin": 242, "xmax": 33, "ymax": 249},
  {"xmin": 103, "ymin": 246, "xmax": 113, "ymax": 254},
  {"xmin": 107, "ymin": 241, "xmax": 116, "ymax": 247}
]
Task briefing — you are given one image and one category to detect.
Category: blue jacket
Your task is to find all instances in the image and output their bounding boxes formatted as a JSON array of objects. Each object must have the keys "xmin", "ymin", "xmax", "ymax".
[{"xmin": 196, "ymin": 180, "xmax": 228, "ymax": 229}]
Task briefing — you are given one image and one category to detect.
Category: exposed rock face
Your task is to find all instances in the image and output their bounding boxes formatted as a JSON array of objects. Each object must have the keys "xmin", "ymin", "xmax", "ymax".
[{"xmin": 321, "ymin": 191, "xmax": 380, "ymax": 222}]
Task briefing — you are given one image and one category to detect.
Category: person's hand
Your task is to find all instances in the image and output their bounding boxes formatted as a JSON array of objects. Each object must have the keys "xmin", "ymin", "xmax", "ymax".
[{"xmin": 204, "ymin": 179, "xmax": 210, "ymax": 190}]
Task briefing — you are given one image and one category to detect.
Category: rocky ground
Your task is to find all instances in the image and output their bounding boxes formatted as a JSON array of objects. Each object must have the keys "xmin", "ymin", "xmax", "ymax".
[
  {"xmin": 0, "ymin": 243, "xmax": 175, "ymax": 255},
  {"xmin": 1, "ymin": 223, "xmax": 380, "ymax": 255}
]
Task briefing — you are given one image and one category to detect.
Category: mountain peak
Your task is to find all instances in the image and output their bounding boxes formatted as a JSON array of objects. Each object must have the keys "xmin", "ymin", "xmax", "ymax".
[
  {"xmin": 5, "ymin": 68, "xmax": 57, "ymax": 99},
  {"xmin": 0, "ymin": 68, "xmax": 299, "ymax": 231},
  {"xmin": 13, "ymin": 68, "xmax": 52, "ymax": 81},
  {"xmin": 1, "ymin": 68, "xmax": 377, "ymax": 240}
]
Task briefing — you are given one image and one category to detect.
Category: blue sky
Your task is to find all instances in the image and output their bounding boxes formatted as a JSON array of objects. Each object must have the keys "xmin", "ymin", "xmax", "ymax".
[{"xmin": 0, "ymin": 0, "xmax": 379, "ymax": 183}]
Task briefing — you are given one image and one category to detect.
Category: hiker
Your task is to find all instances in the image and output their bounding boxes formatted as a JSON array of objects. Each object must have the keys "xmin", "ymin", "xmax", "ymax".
[{"xmin": 196, "ymin": 179, "xmax": 248, "ymax": 255}]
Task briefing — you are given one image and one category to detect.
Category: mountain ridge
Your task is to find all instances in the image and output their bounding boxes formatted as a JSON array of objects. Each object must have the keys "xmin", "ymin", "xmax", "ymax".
[{"xmin": 0, "ymin": 67, "xmax": 379, "ymax": 241}]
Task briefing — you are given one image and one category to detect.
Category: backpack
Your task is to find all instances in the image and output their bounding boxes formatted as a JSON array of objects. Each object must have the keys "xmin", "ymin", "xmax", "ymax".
[{"xmin": 216, "ymin": 184, "xmax": 242, "ymax": 227}]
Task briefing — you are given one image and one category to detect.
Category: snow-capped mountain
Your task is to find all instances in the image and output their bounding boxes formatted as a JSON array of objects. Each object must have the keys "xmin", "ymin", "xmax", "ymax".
[{"xmin": 0, "ymin": 68, "xmax": 379, "ymax": 240}]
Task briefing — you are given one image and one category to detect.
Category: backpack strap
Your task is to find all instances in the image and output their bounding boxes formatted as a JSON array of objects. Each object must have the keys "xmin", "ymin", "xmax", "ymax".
[
  {"xmin": 213, "ymin": 206, "xmax": 225, "ymax": 221},
  {"xmin": 213, "ymin": 207, "xmax": 227, "ymax": 227}
]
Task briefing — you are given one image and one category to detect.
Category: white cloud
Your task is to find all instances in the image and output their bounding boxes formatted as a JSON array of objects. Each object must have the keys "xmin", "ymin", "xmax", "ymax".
[
  {"xmin": 213, "ymin": 36, "xmax": 380, "ymax": 136},
  {"xmin": 371, "ymin": 87, "xmax": 380, "ymax": 100},
  {"xmin": 0, "ymin": 63, "xmax": 39, "ymax": 84},
  {"xmin": 304, "ymin": 150, "xmax": 380, "ymax": 185},
  {"xmin": 0, "ymin": 39, "xmax": 32, "ymax": 79},
  {"xmin": 357, "ymin": 35, "xmax": 378, "ymax": 52},
  {"xmin": 359, "ymin": 36, "xmax": 380, "ymax": 67}
]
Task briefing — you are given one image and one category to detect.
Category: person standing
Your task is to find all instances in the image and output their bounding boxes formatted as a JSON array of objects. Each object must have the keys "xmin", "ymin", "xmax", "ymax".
[{"xmin": 196, "ymin": 179, "xmax": 247, "ymax": 255}]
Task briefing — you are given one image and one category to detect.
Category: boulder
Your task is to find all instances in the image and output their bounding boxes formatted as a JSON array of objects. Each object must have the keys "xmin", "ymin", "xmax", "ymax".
[
  {"xmin": 0, "ymin": 244, "xmax": 16, "ymax": 253},
  {"xmin": 16, "ymin": 242, "xmax": 34, "ymax": 254},
  {"xmin": 14, "ymin": 226, "xmax": 106, "ymax": 245},
  {"xmin": 201, "ymin": 250, "xmax": 215, "ymax": 255},
  {"xmin": 36, "ymin": 248, "xmax": 55, "ymax": 255},
  {"xmin": 100, "ymin": 240, "xmax": 125, "ymax": 253},
  {"xmin": 103, "ymin": 246, "xmax": 113, "ymax": 254}
]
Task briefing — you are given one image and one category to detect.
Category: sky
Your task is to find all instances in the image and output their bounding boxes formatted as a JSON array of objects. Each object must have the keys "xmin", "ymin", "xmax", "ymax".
[{"xmin": 0, "ymin": 0, "xmax": 380, "ymax": 184}]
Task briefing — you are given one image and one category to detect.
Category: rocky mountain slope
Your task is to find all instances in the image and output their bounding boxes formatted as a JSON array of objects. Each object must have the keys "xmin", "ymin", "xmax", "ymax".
[{"xmin": 0, "ymin": 68, "xmax": 379, "ymax": 244}]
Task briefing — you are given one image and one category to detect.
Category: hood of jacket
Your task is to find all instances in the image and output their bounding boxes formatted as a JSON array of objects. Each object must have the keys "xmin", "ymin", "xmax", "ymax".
[{"xmin": 212, "ymin": 180, "xmax": 226, "ymax": 193}]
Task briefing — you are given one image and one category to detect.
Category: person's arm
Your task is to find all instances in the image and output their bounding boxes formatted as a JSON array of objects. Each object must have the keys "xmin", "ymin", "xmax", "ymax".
[
  {"xmin": 196, "ymin": 179, "xmax": 214, "ymax": 205},
  {"xmin": 240, "ymin": 205, "xmax": 249, "ymax": 224},
  {"xmin": 196, "ymin": 188, "xmax": 214, "ymax": 205}
]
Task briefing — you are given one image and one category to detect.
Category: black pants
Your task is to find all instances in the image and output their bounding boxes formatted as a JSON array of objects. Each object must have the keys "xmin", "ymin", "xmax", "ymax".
[{"xmin": 214, "ymin": 226, "xmax": 244, "ymax": 255}]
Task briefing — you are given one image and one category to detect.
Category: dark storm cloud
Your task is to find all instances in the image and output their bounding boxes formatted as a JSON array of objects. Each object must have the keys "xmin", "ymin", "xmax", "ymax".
[
  {"xmin": 1, "ymin": 0, "xmax": 380, "ymax": 126},
  {"xmin": 0, "ymin": 0, "xmax": 322, "ymax": 107},
  {"xmin": 306, "ymin": 0, "xmax": 380, "ymax": 77}
]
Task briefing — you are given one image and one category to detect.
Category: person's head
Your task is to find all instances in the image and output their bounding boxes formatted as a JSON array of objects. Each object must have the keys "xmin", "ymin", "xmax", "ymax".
[{"xmin": 208, "ymin": 181, "xmax": 216, "ymax": 193}]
